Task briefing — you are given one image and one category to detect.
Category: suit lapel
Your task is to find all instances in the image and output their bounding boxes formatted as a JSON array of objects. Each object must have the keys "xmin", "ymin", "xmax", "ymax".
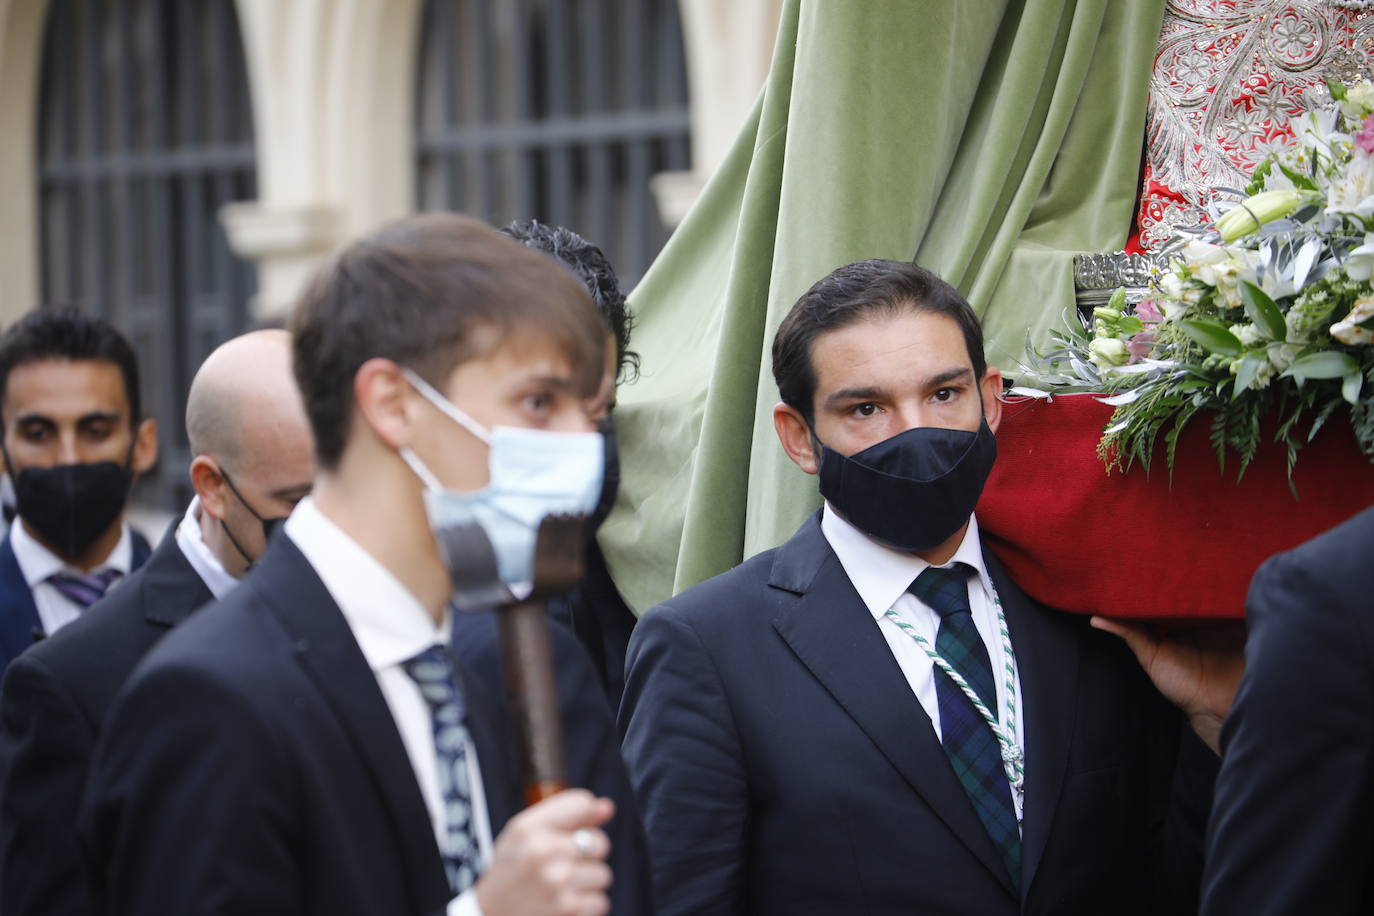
[
  {"xmin": 985, "ymin": 550, "xmax": 1078, "ymax": 896},
  {"xmin": 138, "ymin": 521, "xmax": 214, "ymax": 628},
  {"xmin": 0, "ymin": 533, "xmax": 43, "ymax": 665},
  {"xmin": 252, "ymin": 538, "xmax": 452, "ymax": 914},
  {"xmin": 768, "ymin": 515, "xmax": 1015, "ymax": 895}
]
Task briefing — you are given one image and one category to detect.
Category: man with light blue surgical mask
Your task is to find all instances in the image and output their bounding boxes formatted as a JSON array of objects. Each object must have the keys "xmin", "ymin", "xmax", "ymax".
[
  {"xmin": 81, "ymin": 213, "xmax": 652, "ymax": 916},
  {"xmin": 398, "ymin": 366, "xmax": 604, "ymax": 606}
]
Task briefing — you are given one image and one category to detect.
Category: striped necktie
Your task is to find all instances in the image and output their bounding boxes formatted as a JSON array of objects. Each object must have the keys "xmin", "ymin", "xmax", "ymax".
[
  {"xmin": 909, "ymin": 563, "xmax": 1021, "ymax": 890},
  {"xmin": 47, "ymin": 568, "xmax": 122, "ymax": 610},
  {"xmin": 404, "ymin": 644, "xmax": 482, "ymax": 895}
]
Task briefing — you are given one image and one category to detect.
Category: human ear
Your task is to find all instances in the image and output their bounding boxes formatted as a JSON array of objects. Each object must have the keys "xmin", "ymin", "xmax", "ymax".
[
  {"xmin": 353, "ymin": 358, "xmax": 420, "ymax": 451},
  {"xmin": 981, "ymin": 366, "xmax": 1004, "ymax": 435},
  {"xmin": 773, "ymin": 402, "xmax": 821, "ymax": 476},
  {"xmin": 189, "ymin": 455, "xmax": 229, "ymax": 521},
  {"xmin": 131, "ymin": 418, "xmax": 159, "ymax": 474}
]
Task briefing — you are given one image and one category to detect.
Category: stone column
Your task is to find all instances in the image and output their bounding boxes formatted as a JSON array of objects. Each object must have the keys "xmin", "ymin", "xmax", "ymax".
[
  {"xmin": 0, "ymin": 0, "xmax": 49, "ymax": 324},
  {"xmin": 223, "ymin": 0, "xmax": 423, "ymax": 320},
  {"xmin": 652, "ymin": 0, "xmax": 783, "ymax": 227}
]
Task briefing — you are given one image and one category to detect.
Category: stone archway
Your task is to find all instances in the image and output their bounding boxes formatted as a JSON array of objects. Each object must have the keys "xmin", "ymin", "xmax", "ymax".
[
  {"xmin": 223, "ymin": 0, "xmax": 424, "ymax": 320},
  {"xmin": 0, "ymin": 0, "xmax": 50, "ymax": 325}
]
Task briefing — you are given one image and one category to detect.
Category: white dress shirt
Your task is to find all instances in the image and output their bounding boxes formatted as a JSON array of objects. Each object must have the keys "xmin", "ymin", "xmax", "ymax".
[
  {"xmin": 285, "ymin": 498, "xmax": 492, "ymax": 916},
  {"xmin": 10, "ymin": 517, "xmax": 134, "ymax": 637},
  {"xmin": 820, "ymin": 505, "xmax": 1026, "ymax": 821},
  {"xmin": 174, "ymin": 497, "xmax": 239, "ymax": 600}
]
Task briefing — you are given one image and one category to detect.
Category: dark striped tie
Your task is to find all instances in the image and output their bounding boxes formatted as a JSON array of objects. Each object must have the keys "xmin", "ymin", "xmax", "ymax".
[
  {"xmin": 909, "ymin": 564, "xmax": 1021, "ymax": 890},
  {"xmin": 47, "ymin": 568, "xmax": 122, "ymax": 610},
  {"xmin": 404, "ymin": 644, "xmax": 482, "ymax": 895}
]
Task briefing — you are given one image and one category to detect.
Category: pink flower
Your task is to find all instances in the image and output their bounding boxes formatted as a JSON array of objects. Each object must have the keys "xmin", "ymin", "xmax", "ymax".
[
  {"xmin": 1356, "ymin": 114, "xmax": 1374, "ymax": 156},
  {"xmin": 1134, "ymin": 299, "xmax": 1165, "ymax": 324},
  {"xmin": 1126, "ymin": 331, "xmax": 1156, "ymax": 364}
]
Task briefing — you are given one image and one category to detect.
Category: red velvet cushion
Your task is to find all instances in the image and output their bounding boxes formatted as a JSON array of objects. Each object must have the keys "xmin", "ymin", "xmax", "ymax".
[{"xmin": 976, "ymin": 393, "xmax": 1374, "ymax": 620}]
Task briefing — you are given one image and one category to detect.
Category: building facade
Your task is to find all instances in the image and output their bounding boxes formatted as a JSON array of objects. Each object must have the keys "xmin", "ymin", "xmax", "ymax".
[{"xmin": 0, "ymin": 0, "xmax": 779, "ymax": 508}]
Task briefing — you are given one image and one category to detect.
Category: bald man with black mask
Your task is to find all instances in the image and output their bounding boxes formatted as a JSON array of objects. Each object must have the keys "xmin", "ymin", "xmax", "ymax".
[{"xmin": 0, "ymin": 330, "xmax": 314, "ymax": 916}]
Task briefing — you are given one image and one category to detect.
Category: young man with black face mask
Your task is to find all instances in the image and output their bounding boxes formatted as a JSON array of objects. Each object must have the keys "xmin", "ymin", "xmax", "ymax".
[
  {"xmin": 80, "ymin": 214, "xmax": 651, "ymax": 916},
  {"xmin": 0, "ymin": 310, "xmax": 157, "ymax": 676},
  {"xmin": 0, "ymin": 329, "xmax": 313, "ymax": 916},
  {"xmin": 620, "ymin": 259, "xmax": 1230, "ymax": 915},
  {"xmin": 501, "ymin": 219, "xmax": 640, "ymax": 708}
]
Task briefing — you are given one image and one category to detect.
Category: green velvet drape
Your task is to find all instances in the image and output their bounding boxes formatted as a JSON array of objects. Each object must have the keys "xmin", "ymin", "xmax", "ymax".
[{"xmin": 601, "ymin": 0, "xmax": 1167, "ymax": 614}]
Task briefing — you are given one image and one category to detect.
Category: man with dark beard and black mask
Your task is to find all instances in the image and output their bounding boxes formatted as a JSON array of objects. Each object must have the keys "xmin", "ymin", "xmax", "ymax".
[
  {"xmin": 620, "ymin": 259, "xmax": 1234, "ymax": 916},
  {"xmin": 501, "ymin": 219, "xmax": 640, "ymax": 708},
  {"xmin": 0, "ymin": 310, "xmax": 157, "ymax": 676}
]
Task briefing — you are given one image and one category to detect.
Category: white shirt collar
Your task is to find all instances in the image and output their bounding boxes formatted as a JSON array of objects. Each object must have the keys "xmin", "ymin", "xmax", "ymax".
[
  {"xmin": 174, "ymin": 496, "xmax": 240, "ymax": 600},
  {"xmin": 820, "ymin": 503, "xmax": 993, "ymax": 621},
  {"xmin": 284, "ymin": 496, "xmax": 450, "ymax": 672},
  {"xmin": 10, "ymin": 514, "xmax": 133, "ymax": 587}
]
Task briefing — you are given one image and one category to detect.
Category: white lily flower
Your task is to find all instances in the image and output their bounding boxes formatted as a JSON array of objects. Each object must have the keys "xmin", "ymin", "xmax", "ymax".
[
  {"xmin": 1182, "ymin": 240, "xmax": 1229, "ymax": 265},
  {"xmin": 1216, "ymin": 190, "xmax": 1310, "ymax": 243},
  {"xmin": 1340, "ymin": 82, "xmax": 1374, "ymax": 120},
  {"xmin": 1346, "ymin": 233, "xmax": 1374, "ymax": 282},
  {"xmin": 1327, "ymin": 154, "xmax": 1374, "ymax": 217},
  {"xmin": 1295, "ymin": 108, "xmax": 1340, "ymax": 156},
  {"xmin": 1159, "ymin": 271, "xmax": 1187, "ymax": 299}
]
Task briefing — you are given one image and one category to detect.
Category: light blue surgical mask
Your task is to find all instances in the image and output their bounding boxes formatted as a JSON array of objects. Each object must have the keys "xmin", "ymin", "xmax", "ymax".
[{"xmin": 398, "ymin": 368, "xmax": 604, "ymax": 608}]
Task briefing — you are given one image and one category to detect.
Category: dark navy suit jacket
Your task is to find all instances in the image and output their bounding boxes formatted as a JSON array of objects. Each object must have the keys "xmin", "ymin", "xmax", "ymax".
[
  {"xmin": 547, "ymin": 539, "xmax": 638, "ymax": 709},
  {"xmin": 1202, "ymin": 504, "xmax": 1374, "ymax": 915},
  {"xmin": 621, "ymin": 512, "xmax": 1211, "ymax": 915},
  {"xmin": 81, "ymin": 534, "xmax": 652, "ymax": 916},
  {"xmin": 0, "ymin": 521, "xmax": 208, "ymax": 916},
  {"xmin": 0, "ymin": 525, "xmax": 151, "ymax": 679}
]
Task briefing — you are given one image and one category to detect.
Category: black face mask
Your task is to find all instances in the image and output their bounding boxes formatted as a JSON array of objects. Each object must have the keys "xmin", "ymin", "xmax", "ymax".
[
  {"xmin": 817, "ymin": 419, "xmax": 998, "ymax": 553},
  {"xmin": 589, "ymin": 415, "xmax": 621, "ymax": 534},
  {"xmin": 10, "ymin": 460, "xmax": 133, "ymax": 559},
  {"xmin": 220, "ymin": 471, "xmax": 287, "ymax": 568}
]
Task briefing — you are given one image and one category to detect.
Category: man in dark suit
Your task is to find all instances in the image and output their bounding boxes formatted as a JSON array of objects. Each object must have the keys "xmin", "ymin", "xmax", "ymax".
[
  {"xmin": 1201, "ymin": 504, "xmax": 1374, "ymax": 914},
  {"xmin": 0, "ymin": 329, "xmax": 315, "ymax": 916},
  {"xmin": 502, "ymin": 219, "xmax": 641, "ymax": 708},
  {"xmin": 0, "ymin": 310, "xmax": 159, "ymax": 674},
  {"xmin": 620, "ymin": 259, "xmax": 1229, "ymax": 915},
  {"xmin": 83, "ymin": 213, "xmax": 651, "ymax": 916}
]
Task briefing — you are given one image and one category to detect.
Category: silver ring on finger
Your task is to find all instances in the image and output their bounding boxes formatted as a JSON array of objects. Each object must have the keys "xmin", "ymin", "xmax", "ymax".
[{"xmin": 571, "ymin": 828, "xmax": 596, "ymax": 859}]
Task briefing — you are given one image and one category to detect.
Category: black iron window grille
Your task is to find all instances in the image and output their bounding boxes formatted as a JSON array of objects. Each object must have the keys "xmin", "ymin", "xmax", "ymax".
[
  {"xmin": 37, "ymin": 0, "xmax": 258, "ymax": 512},
  {"xmin": 415, "ymin": 0, "xmax": 692, "ymax": 287}
]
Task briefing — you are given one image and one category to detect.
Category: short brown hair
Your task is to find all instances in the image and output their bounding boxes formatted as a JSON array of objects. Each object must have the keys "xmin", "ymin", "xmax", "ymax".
[
  {"xmin": 772, "ymin": 259, "xmax": 986, "ymax": 427},
  {"xmin": 291, "ymin": 212, "xmax": 605, "ymax": 468}
]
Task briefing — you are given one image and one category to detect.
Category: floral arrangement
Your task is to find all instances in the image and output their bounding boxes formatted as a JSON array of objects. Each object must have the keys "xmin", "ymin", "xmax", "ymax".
[{"xmin": 1020, "ymin": 79, "xmax": 1374, "ymax": 481}]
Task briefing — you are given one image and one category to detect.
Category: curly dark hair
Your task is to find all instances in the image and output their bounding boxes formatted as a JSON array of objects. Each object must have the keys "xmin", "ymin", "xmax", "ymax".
[{"xmin": 500, "ymin": 219, "xmax": 640, "ymax": 384}]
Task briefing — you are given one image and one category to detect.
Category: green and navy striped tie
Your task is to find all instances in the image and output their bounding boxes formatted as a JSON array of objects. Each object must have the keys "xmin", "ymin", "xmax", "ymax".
[{"xmin": 909, "ymin": 564, "xmax": 1020, "ymax": 890}]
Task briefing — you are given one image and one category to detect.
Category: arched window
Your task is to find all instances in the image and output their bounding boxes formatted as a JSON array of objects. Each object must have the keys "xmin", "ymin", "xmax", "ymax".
[
  {"xmin": 37, "ymin": 0, "xmax": 257, "ymax": 510},
  {"xmin": 415, "ymin": 0, "xmax": 691, "ymax": 286}
]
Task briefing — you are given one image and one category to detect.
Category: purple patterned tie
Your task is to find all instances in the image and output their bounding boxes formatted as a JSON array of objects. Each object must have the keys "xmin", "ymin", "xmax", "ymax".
[{"xmin": 47, "ymin": 568, "xmax": 122, "ymax": 610}]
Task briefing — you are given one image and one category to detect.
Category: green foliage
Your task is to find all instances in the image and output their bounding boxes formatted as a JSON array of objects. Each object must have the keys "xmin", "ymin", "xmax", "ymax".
[
  {"xmin": 1244, "ymin": 159, "xmax": 1274, "ymax": 197},
  {"xmin": 1240, "ymin": 282, "xmax": 1286, "ymax": 340},
  {"xmin": 1179, "ymin": 320, "xmax": 1243, "ymax": 357},
  {"xmin": 1283, "ymin": 351, "xmax": 1360, "ymax": 381}
]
